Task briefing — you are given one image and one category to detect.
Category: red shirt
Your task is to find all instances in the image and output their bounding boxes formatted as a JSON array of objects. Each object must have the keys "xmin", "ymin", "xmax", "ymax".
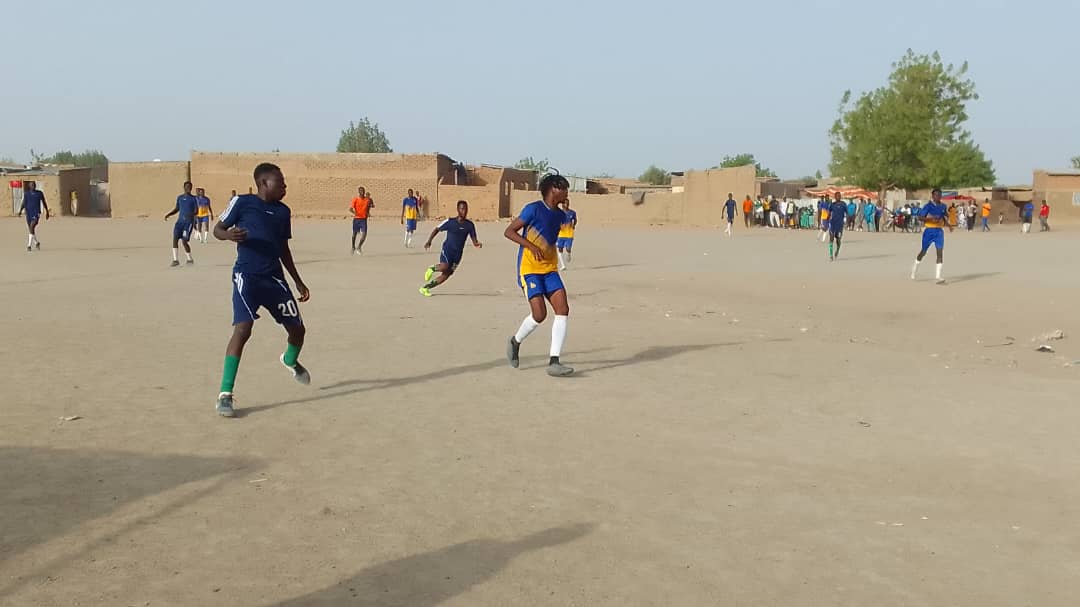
[{"xmin": 1040, "ymin": 204, "xmax": 1050, "ymax": 218}]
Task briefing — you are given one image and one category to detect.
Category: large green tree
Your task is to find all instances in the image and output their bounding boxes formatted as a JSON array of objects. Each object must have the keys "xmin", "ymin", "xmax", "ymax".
[
  {"xmin": 32, "ymin": 149, "xmax": 109, "ymax": 168},
  {"xmin": 337, "ymin": 118, "xmax": 392, "ymax": 153},
  {"xmin": 514, "ymin": 157, "xmax": 550, "ymax": 174},
  {"xmin": 639, "ymin": 165, "xmax": 671, "ymax": 185},
  {"xmin": 715, "ymin": 153, "xmax": 776, "ymax": 178},
  {"xmin": 830, "ymin": 50, "xmax": 995, "ymax": 191}
]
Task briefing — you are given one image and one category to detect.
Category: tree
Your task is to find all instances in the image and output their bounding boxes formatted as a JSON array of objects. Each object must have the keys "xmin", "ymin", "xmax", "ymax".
[
  {"xmin": 639, "ymin": 165, "xmax": 671, "ymax": 185},
  {"xmin": 336, "ymin": 118, "xmax": 392, "ymax": 153},
  {"xmin": 0, "ymin": 156, "xmax": 17, "ymax": 165},
  {"xmin": 830, "ymin": 50, "xmax": 995, "ymax": 191},
  {"xmin": 1071, "ymin": 156, "xmax": 1080, "ymax": 169},
  {"xmin": 32, "ymin": 149, "xmax": 109, "ymax": 168},
  {"xmin": 815, "ymin": 170, "xmax": 823, "ymax": 180},
  {"xmin": 514, "ymin": 157, "xmax": 550, "ymax": 174},
  {"xmin": 715, "ymin": 153, "xmax": 776, "ymax": 178}
]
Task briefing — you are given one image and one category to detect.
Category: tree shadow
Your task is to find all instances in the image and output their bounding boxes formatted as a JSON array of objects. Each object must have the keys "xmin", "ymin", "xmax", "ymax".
[
  {"xmin": 0, "ymin": 446, "xmax": 254, "ymax": 597},
  {"xmin": 947, "ymin": 272, "xmax": 1002, "ymax": 284},
  {"xmin": 267, "ymin": 523, "xmax": 594, "ymax": 607}
]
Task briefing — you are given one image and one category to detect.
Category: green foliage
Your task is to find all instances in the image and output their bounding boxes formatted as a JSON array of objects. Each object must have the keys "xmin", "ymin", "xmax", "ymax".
[
  {"xmin": 1071, "ymin": 156, "xmax": 1080, "ymax": 169},
  {"xmin": 638, "ymin": 165, "xmax": 672, "ymax": 186},
  {"xmin": 830, "ymin": 50, "xmax": 995, "ymax": 190},
  {"xmin": 32, "ymin": 149, "xmax": 109, "ymax": 167},
  {"xmin": 514, "ymin": 157, "xmax": 550, "ymax": 174},
  {"xmin": 336, "ymin": 118, "xmax": 392, "ymax": 153},
  {"xmin": 815, "ymin": 170, "xmax": 823, "ymax": 180},
  {"xmin": 0, "ymin": 155, "xmax": 17, "ymax": 165},
  {"xmin": 715, "ymin": 153, "xmax": 776, "ymax": 178}
]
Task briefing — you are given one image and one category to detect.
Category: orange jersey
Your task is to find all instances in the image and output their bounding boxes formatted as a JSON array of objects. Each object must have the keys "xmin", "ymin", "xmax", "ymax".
[
  {"xmin": 351, "ymin": 196, "xmax": 372, "ymax": 219},
  {"xmin": 742, "ymin": 199, "xmax": 753, "ymax": 214},
  {"xmin": 981, "ymin": 203, "xmax": 991, "ymax": 217}
]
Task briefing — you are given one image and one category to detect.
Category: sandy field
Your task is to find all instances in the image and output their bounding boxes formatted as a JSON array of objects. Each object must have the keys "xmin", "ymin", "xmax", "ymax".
[{"xmin": 2, "ymin": 216, "xmax": 1079, "ymax": 607}]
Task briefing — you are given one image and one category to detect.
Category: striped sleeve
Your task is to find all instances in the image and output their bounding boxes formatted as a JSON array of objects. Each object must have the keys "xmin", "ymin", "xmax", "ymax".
[{"xmin": 219, "ymin": 196, "xmax": 240, "ymax": 226}]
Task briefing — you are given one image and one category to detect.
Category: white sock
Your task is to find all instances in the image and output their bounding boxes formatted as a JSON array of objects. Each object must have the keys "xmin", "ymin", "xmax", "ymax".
[
  {"xmin": 185, "ymin": 250, "xmax": 193, "ymax": 261},
  {"xmin": 557, "ymin": 251, "xmax": 566, "ymax": 268},
  {"xmin": 550, "ymin": 315, "xmax": 568, "ymax": 357},
  {"xmin": 566, "ymin": 250, "xmax": 572, "ymax": 263},
  {"xmin": 935, "ymin": 263, "xmax": 943, "ymax": 280},
  {"xmin": 27, "ymin": 234, "xmax": 34, "ymax": 247},
  {"xmin": 514, "ymin": 315, "xmax": 540, "ymax": 343},
  {"xmin": 911, "ymin": 259, "xmax": 920, "ymax": 277},
  {"xmin": 172, "ymin": 248, "xmax": 179, "ymax": 261}
]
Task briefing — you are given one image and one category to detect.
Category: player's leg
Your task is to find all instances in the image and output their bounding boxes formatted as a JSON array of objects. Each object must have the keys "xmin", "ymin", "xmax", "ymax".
[
  {"xmin": 564, "ymin": 239, "xmax": 573, "ymax": 264},
  {"xmin": 507, "ymin": 277, "xmax": 548, "ymax": 368},
  {"xmin": 356, "ymin": 220, "xmax": 368, "ymax": 253},
  {"xmin": 351, "ymin": 221, "xmax": 359, "ymax": 253},
  {"xmin": 26, "ymin": 217, "xmax": 38, "ymax": 250},
  {"xmin": 725, "ymin": 219, "xmax": 732, "ymax": 236},
  {"xmin": 171, "ymin": 226, "xmax": 181, "ymax": 266},
  {"xmin": 912, "ymin": 229, "xmax": 933, "ymax": 279},
  {"xmin": 421, "ymin": 258, "xmax": 453, "ymax": 296},
  {"xmin": 180, "ymin": 225, "xmax": 194, "ymax": 264},
  {"xmin": 266, "ymin": 277, "xmax": 310, "ymax": 384},
  {"xmin": 546, "ymin": 281, "xmax": 573, "ymax": 377},
  {"xmin": 834, "ymin": 230, "xmax": 843, "ymax": 257},
  {"xmin": 934, "ymin": 240, "xmax": 945, "ymax": 283},
  {"xmin": 557, "ymin": 240, "xmax": 567, "ymax": 271}
]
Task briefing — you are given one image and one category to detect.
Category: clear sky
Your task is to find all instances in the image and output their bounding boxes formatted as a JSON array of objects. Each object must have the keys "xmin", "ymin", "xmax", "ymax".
[{"xmin": 4, "ymin": 0, "xmax": 1076, "ymax": 184}]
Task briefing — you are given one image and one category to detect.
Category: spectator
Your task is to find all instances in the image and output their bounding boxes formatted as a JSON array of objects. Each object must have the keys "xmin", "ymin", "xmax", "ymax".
[
  {"xmin": 1021, "ymin": 200, "xmax": 1034, "ymax": 233},
  {"xmin": 981, "ymin": 198, "xmax": 992, "ymax": 231},
  {"xmin": 1039, "ymin": 200, "xmax": 1051, "ymax": 232}
]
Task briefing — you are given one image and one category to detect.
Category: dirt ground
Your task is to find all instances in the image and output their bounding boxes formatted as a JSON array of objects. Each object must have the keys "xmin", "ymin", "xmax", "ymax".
[{"xmin": 2, "ymin": 216, "xmax": 1079, "ymax": 607}]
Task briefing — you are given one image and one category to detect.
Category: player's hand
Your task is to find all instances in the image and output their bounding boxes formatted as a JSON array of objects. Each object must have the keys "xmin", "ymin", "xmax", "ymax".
[
  {"xmin": 225, "ymin": 226, "xmax": 247, "ymax": 242},
  {"xmin": 474, "ymin": 242, "xmax": 482, "ymax": 249},
  {"xmin": 400, "ymin": 218, "xmax": 404, "ymax": 225},
  {"xmin": 424, "ymin": 241, "xmax": 432, "ymax": 250},
  {"xmin": 45, "ymin": 211, "xmax": 50, "ymax": 220},
  {"xmin": 529, "ymin": 244, "xmax": 544, "ymax": 261},
  {"xmin": 296, "ymin": 282, "xmax": 311, "ymax": 302}
]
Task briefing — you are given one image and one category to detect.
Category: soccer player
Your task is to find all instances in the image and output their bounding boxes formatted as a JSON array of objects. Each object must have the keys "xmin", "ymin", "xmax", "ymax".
[
  {"xmin": 350, "ymin": 186, "xmax": 374, "ymax": 254},
  {"xmin": 1020, "ymin": 200, "xmax": 1034, "ymax": 233},
  {"xmin": 194, "ymin": 187, "xmax": 214, "ymax": 244},
  {"xmin": 723, "ymin": 193, "xmax": 736, "ymax": 237},
  {"xmin": 742, "ymin": 195, "xmax": 753, "ymax": 228},
  {"xmin": 818, "ymin": 195, "xmax": 831, "ymax": 242},
  {"xmin": 557, "ymin": 199, "xmax": 578, "ymax": 269},
  {"xmin": 401, "ymin": 188, "xmax": 420, "ymax": 247},
  {"xmin": 911, "ymin": 188, "xmax": 952, "ymax": 284},
  {"xmin": 163, "ymin": 181, "xmax": 197, "ymax": 266},
  {"xmin": 419, "ymin": 200, "xmax": 481, "ymax": 296},
  {"xmin": 504, "ymin": 174, "xmax": 574, "ymax": 377},
  {"xmin": 827, "ymin": 192, "xmax": 848, "ymax": 261},
  {"xmin": 212, "ymin": 163, "xmax": 311, "ymax": 418},
  {"xmin": 17, "ymin": 181, "xmax": 50, "ymax": 251}
]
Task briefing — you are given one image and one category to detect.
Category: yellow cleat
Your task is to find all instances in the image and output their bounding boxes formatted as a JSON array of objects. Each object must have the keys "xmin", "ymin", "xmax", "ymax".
[
  {"xmin": 419, "ymin": 287, "xmax": 432, "ymax": 297},
  {"xmin": 424, "ymin": 266, "xmax": 435, "ymax": 282}
]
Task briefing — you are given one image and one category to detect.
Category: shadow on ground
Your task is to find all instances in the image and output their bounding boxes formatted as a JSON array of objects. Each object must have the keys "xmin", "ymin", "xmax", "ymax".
[
  {"xmin": 947, "ymin": 272, "xmax": 1002, "ymax": 284},
  {"xmin": 268, "ymin": 523, "xmax": 593, "ymax": 607}
]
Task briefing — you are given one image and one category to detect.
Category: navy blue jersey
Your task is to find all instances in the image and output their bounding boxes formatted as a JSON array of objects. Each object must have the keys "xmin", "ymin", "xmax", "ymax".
[
  {"xmin": 438, "ymin": 218, "xmax": 477, "ymax": 257},
  {"xmin": 218, "ymin": 194, "xmax": 292, "ymax": 277},
  {"xmin": 176, "ymin": 194, "xmax": 198, "ymax": 222},
  {"xmin": 828, "ymin": 201, "xmax": 848, "ymax": 226},
  {"xmin": 724, "ymin": 199, "xmax": 736, "ymax": 218},
  {"xmin": 22, "ymin": 190, "xmax": 45, "ymax": 216}
]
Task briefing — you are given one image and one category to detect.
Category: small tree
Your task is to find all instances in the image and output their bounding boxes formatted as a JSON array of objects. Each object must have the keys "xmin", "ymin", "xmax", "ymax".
[
  {"xmin": 337, "ymin": 118, "xmax": 392, "ymax": 153},
  {"xmin": 1071, "ymin": 156, "xmax": 1080, "ymax": 169},
  {"xmin": 715, "ymin": 153, "xmax": 776, "ymax": 178},
  {"xmin": 514, "ymin": 157, "xmax": 550, "ymax": 174},
  {"xmin": 639, "ymin": 165, "xmax": 671, "ymax": 185},
  {"xmin": 32, "ymin": 149, "xmax": 109, "ymax": 168}
]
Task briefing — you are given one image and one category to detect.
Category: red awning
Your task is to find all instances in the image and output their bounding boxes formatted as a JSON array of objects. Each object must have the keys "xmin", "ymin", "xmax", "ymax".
[{"xmin": 804, "ymin": 186, "xmax": 878, "ymax": 200}]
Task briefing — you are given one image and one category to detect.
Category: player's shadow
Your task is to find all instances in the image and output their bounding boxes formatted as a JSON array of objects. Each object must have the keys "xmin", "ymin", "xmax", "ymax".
[
  {"xmin": 837, "ymin": 254, "xmax": 895, "ymax": 261},
  {"xmin": 946, "ymin": 272, "xmax": 1002, "ymax": 284},
  {"xmin": 580, "ymin": 263, "xmax": 638, "ymax": 271},
  {"xmin": 266, "ymin": 523, "xmax": 593, "ymax": 607},
  {"xmin": 571, "ymin": 343, "xmax": 740, "ymax": 376}
]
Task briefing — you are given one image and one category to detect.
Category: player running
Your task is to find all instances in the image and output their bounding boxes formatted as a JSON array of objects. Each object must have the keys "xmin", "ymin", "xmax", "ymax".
[
  {"xmin": 194, "ymin": 188, "xmax": 214, "ymax": 244},
  {"xmin": 557, "ymin": 199, "xmax": 577, "ymax": 270},
  {"xmin": 17, "ymin": 181, "xmax": 50, "ymax": 251},
  {"xmin": 419, "ymin": 200, "xmax": 482, "ymax": 296},
  {"xmin": 401, "ymin": 188, "xmax": 420, "ymax": 247},
  {"xmin": 212, "ymin": 163, "xmax": 311, "ymax": 418},
  {"xmin": 911, "ymin": 188, "xmax": 952, "ymax": 284},
  {"xmin": 350, "ymin": 186, "xmax": 374, "ymax": 254},
  {"xmin": 163, "ymin": 181, "xmax": 197, "ymax": 266},
  {"xmin": 827, "ymin": 192, "xmax": 848, "ymax": 261},
  {"xmin": 504, "ymin": 174, "xmax": 574, "ymax": 378}
]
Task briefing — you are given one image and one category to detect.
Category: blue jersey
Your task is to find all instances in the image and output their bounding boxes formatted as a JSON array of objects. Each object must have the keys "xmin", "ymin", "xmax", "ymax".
[
  {"xmin": 437, "ymin": 217, "xmax": 477, "ymax": 257},
  {"xmin": 724, "ymin": 199, "xmax": 736, "ymax": 218},
  {"xmin": 1022, "ymin": 203, "xmax": 1034, "ymax": 219},
  {"xmin": 218, "ymin": 194, "xmax": 292, "ymax": 277},
  {"xmin": 918, "ymin": 201, "xmax": 948, "ymax": 228},
  {"xmin": 828, "ymin": 201, "xmax": 848, "ymax": 227},
  {"xmin": 176, "ymin": 194, "xmax": 198, "ymax": 222},
  {"xmin": 517, "ymin": 200, "xmax": 565, "ymax": 278},
  {"xmin": 22, "ymin": 190, "xmax": 45, "ymax": 216}
]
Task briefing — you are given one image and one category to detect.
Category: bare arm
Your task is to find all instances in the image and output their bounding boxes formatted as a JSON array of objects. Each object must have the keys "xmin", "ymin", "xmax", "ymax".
[
  {"xmin": 423, "ymin": 226, "xmax": 440, "ymax": 249},
  {"xmin": 41, "ymin": 195, "xmax": 50, "ymax": 218},
  {"xmin": 213, "ymin": 220, "xmax": 246, "ymax": 242},
  {"xmin": 163, "ymin": 206, "xmax": 178, "ymax": 221},
  {"xmin": 280, "ymin": 240, "xmax": 310, "ymax": 302}
]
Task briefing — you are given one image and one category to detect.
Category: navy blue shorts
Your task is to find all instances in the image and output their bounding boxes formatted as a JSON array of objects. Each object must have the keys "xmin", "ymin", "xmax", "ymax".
[
  {"xmin": 440, "ymin": 247, "xmax": 462, "ymax": 273},
  {"xmin": 921, "ymin": 227, "xmax": 944, "ymax": 251},
  {"xmin": 556, "ymin": 237, "xmax": 574, "ymax": 249},
  {"xmin": 232, "ymin": 272, "xmax": 302, "ymax": 326},
  {"xmin": 173, "ymin": 221, "xmax": 193, "ymax": 242},
  {"xmin": 25, "ymin": 214, "xmax": 40, "ymax": 226},
  {"xmin": 405, "ymin": 219, "xmax": 417, "ymax": 232},
  {"xmin": 828, "ymin": 222, "xmax": 845, "ymax": 237},
  {"xmin": 352, "ymin": 218, "xmax": 368, "ymax": 233},
  {"xmin": 520, "ymin": 272, "xmax": 565, "ymax": 300}
]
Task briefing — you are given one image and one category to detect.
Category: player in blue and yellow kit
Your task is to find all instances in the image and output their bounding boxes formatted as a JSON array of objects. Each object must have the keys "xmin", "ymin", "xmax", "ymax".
[
  {"xmin": 401, "ymin": 188, "xmax": 420, "ymax": 247},
  {"xmin": 194, "ymin": 187, "xmax": 214, "ymax": 244},
  {"xmin": 556, "ymin": 200, "xmax": 577, "ymax": 270},
  {"xmin": 827, "ymin": 192, "xmax": 849, "ymax": 261},
  {"xmin": 163, "ymin": 181, "xmax": 197, "ymax": 266},
  {"xmin": 419, "ymin": 200, "xmax": 482, "ymax": 296},
  {"xmin": 17, "ymin": 181, "xmax": 50, "ymax": 251},
  {"xmin": 212, "ymin": 163, "xmax": 311, "ymax": 418},
  {"xmin": 911, "ymin": 188, "xmax": 952, "ymax": 284},
  {"xmin": 504, "ymin": 174, "xmax": 574, "ymax": 377}
]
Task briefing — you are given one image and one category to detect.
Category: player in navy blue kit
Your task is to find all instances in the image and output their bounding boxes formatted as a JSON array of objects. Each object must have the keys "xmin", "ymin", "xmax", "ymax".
[
  {"xmin": 911, "ymin": 188, "xmax": 952, "ymax": 284},
  {"xmin": 212, "ymin": 163, "xmax": 311, "ymax": 418},
  {"xmin": 163, "ymin": 181, "xmax": 197, "ymax": 266},
  {"xmin": 419, "ymin": 200, "xmax": 482, "ymax": 296},
  {"xmin": 17, "ymin": 181, "xmax": 50, "ymax": 251},
  {"xmin": 827, "ymin": 192, "xmax": 848, "ymax": 261}
]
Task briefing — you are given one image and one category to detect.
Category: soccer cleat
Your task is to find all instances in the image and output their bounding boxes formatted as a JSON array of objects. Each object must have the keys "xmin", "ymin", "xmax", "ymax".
[
  {"xmin": 506, "ymin": 337, "xmax": 520, "ymax": 369},
  {"xmin": 170, "ymin": 260, "xmax": 180, "ymax": 267},
  {"xmin": 34, "ymin": 242, "xmax": 40, "ymax": 250},
  {"xmin": 424, "ymin": 266, "xmax": 435, "ymax": 282},
  {"xmin": 216, "ymin": 392, "xmax": 236, "ymax": 418},
  {"xmin": 419, "ymin": 287, "xmax": 432, "ymax": 297},
  {"xmin": 280, "ymin": 354, "xmax": 311, "ymax": 385},
  {"xmin": 26, "ymin": 246, "xmax": 31, "ymax": 252},
  {"xmin": 547, "ymin": 361, "xmax": 575, "ymax": 377},
  {"xmin": 936, "ymin": 278, "xmax": 947, "ymax": 285},
  {"xmin": 186, "ymin": 259, "xmax": 194, "ymax": 265}
]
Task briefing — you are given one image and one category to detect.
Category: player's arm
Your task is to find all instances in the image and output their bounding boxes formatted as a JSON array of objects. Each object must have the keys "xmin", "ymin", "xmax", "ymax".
[
  {"xmin": 213, "ymin": 202, "xmax": 246, "ymax": 242},
  {"xmin": 470, "ymin": 223, "xmax": 481, "ymax": 248},
  {"xmin": 163, "ymin": 203, "xmax": 178, "ymax": 221},
  {"xmin": 41, "ymin": 194, "xmax": 50, "ymax": 219},
  {"xmin": 17, "ymin": 196, "xmax": 24, "ymax": 216},
  {"xmin": 280, "ymin": 240, "xmax": 310, "ymax": 302},
  {"xmin": 400, "ymin": 201, "xmax": 405, "ymax": 224},
  {"xmin": 504, "ymin": 217, "xmax": 542, "ymax": 260},
  {"xmin": 207, "ymin": 201, "xmax": 214, "ymax": 221},
  {"xmin": 423, "ymin": 224, "xmax": 441, "ymax": 249}
]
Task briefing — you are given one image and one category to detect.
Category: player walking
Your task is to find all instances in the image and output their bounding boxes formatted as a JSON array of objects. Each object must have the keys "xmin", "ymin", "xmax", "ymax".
[
  {"xmin": 213, "ymin": 163, "xmax": 311, "ymax": 418},
  {"xmin": 419, "ymin": 200, "xmax": 482, "ymax": 296},
  {"xmin": 557, "ymin": 199, "xmax": 578, "ymax": 270},
  {"xmin": 194, "ymin": 188, "xmax": 214, "ymax": 244},
  {"xmin": 350, "ymin": 186, "xmax": 374, "ymax": 254},
  {"xmin": 911, "ymin": 189, "xmax": 952, "ymax": 284},
  {"xmin": 723, "ymin": 193, "xmax": 736, "ymax": 237},
  {"xmin": 827, "ymin": 192, "xmax": 848, "ymax": 261},
  {"xmin": 504, "ymin": 174, "xmax": 574, "ymax": 377},
  {"xmin": 17, "ymin": 181, "xmax": 50, "ymax": 251},
  {"xmin": 163, "ymin": 181, "xmax": 197, "ymax": 266},
  {"xmin": 401, "ymin": 189, "xmax": 420, "ymax": 247}
]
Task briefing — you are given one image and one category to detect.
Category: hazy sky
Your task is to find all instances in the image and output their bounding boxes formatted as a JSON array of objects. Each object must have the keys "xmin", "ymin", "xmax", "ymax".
[{"xmin": 4, "ymin": 0, "xmax": 1076, "ymax": 184}]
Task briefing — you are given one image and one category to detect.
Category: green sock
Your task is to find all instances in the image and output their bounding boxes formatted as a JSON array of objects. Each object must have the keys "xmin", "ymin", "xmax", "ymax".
[
  {"xmin": 283, "ymin": 343, "xmax": 301, "ymax": 367},
  {"xmin": 828, "ymin": 242, "xmax": 834, "ymax": 257},
  {"xmin": 220, "ymin": 355, "xmax": 240, "ymax": 393},
  {"xmin": 423, "ymin": 279, "xmax": 438, "ymax": 289}
]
